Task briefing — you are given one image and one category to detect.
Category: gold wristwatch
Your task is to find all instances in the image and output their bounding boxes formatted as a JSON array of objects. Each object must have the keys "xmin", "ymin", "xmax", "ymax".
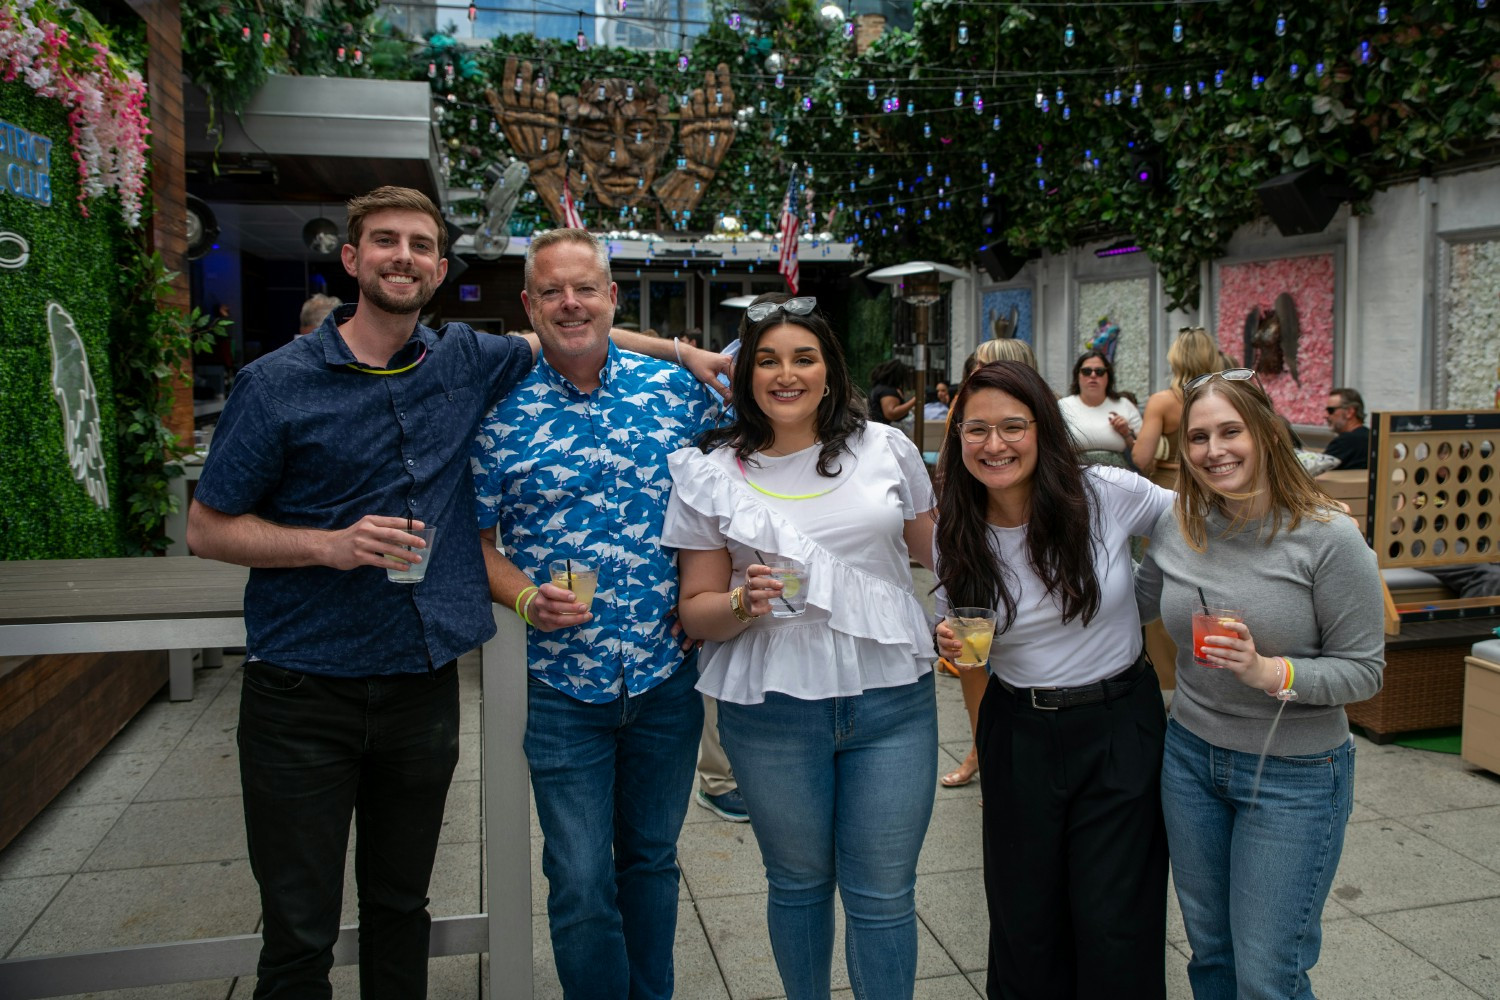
[{"xmin": 729, "ymin": 585, "xmax": 756, "ymax": 623}]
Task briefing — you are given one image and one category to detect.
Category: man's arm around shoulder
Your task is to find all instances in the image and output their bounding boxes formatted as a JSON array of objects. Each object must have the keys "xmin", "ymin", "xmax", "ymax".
[{"xmin": 188, "ymin": 500, "xmax": 428, "ymax": 572}]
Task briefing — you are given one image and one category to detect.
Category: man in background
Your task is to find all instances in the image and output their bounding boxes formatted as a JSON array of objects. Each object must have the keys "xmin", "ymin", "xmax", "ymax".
[
  {"xmin": 297, "ymin": 293, "xmax": 342, "ymax": 336},
  {"xmin": 1325, "ymin": 387, "xmax": 1370, "ymax": 469}
]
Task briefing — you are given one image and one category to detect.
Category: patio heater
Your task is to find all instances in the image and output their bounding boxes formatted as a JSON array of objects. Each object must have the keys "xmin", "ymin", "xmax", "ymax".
[{"xmin": 865, "ymin": 261, "xmax": 966, "ymax": 456}]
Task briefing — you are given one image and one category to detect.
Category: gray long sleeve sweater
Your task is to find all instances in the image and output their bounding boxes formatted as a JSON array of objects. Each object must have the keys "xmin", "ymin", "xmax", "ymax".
[{"xmin": 1137, "ymin": 506, "xmax": 1385, "ymax": 755}]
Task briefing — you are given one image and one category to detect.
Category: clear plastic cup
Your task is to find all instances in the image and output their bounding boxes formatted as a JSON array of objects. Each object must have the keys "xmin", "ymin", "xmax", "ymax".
[
  {"xmin": 386, "ymin": 526, "xmax": 437, "ymax": 583},
  {"xmin": 764, "ymin": 555, "xmax": 810, "ymax": 618},
  {"xmin": 1191, "ymin": 608, "xmax": 1244, "ymax": 666},
  {"xmin": 549, "ymin": 559, "xmax": 598, "ymax": 609},
  {"xmin": 944, "ymin": 607, "xmax": 999, "ymax": 668}
]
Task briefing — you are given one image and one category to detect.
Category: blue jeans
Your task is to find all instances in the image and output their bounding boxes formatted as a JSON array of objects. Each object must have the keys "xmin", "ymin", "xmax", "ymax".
[
  {"xmin": 718, "ymin": 674, "xmax": 938, "ymax": 1000},
  {"xmin": 238, "ymin": 660, "xmax": 460, "ymax": 1000},
  {"xmin": 524, "ymin": 662, "xmax": 703, "ymax": 1000},
  {"xmin": 1162, "ymin": 718, "xmax": 1356, "ymax": 1000}
]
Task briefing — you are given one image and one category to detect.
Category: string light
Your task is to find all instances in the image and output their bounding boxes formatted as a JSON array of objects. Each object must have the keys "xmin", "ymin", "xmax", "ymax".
[
  {"xmin": 1064, "ymin": 22, "xmax": 1076, "ymax": 47},
  {"xmin": 728, "ymin": 6, "xmax": 741, "ymax": 29},
  {"xmin": 958, "ymin": 21, "xmax": 969, "ymax": 44},
  {"xmin": 1275, "ymin": 11, "xmax": 1286, "ymax": 36},
  {"xmin": 241, "ymin": 25, "xmax": 250, "ymax": 42},
  {"xmin": 1377, "ymin": 4, "xmax": 1389, "ymax": 24},
  {"xmin": 1172, "ymin": 17, "xmax": 1184, "ymax": 43},
  {"xmin": 576, "ymin": 11, "xmax": 588, "ymax": 51},
  {"xmin": 467, "ymin": 2, "xmax": 476, "ymax": 21}
]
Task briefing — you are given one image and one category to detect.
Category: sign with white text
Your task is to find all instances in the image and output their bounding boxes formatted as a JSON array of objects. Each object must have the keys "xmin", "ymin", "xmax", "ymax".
[{"xmin": 0, "ymin": 118, "xmax": 54, "ymax": 208}]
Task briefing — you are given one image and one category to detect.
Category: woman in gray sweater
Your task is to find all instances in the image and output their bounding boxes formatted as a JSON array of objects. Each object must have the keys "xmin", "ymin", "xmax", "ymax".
[{"xmin": 1136, "ymin": 370, "xmax": 1384, "ymax": 1000}]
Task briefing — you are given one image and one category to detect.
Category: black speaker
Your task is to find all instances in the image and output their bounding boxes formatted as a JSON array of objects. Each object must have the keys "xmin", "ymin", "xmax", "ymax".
[
  {"xmin": 1256, "ymin": 166, "xmax": 1342, "ymax": 236},
  {"xmin": 977, "ymin": 243, "xmax": 1029, "ymax": 282}
]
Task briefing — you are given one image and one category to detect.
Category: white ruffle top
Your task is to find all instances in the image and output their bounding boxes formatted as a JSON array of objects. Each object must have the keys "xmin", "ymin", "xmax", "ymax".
[{"xmin": 662, "ymin": 423, "xmax": 936, "ymax": 705}]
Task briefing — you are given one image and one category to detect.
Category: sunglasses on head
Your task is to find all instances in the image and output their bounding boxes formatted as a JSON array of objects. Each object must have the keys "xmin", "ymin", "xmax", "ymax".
[
  {"xmin": 746, "ymin": 296, "xmax": 818, "ymax": 322},
  {"xmin": 1078, "ymin": 366, "xmax": 1109, "ymax": 377},
  {"xmin": 1185, "ymin": 368, "xmax": 1264, "ymax": 393}
]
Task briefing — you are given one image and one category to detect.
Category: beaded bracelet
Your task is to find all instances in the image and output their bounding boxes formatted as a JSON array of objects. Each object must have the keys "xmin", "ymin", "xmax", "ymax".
[{"xmin": 514, "ymin": 585, "xmax": 539, "ymax": 620}]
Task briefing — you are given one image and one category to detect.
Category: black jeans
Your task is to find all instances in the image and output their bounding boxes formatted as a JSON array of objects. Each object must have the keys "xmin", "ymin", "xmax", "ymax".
[{"xmin": 238, "ymin": 660, "xmax": 460, "ymax": 1000}]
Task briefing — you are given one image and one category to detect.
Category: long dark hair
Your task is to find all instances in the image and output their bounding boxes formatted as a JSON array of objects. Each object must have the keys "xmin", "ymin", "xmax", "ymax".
[
  {"xmin": 868, "ymin": 359, "xmax": 911, "ymax": 391},
  {"xmin": 698, "ymin": 292, "xmax": 865, "ymax": 476},
  {"xmin": 936, "ymin": 361, "xmax": 1102, "ymax": 632},
  {"xmin": 1067, "ymin": 350, "xmax": 1121, "ymax": 400}
]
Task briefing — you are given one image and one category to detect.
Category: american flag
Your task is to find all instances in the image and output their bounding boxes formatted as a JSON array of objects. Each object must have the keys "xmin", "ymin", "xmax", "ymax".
[
  {"xmin": 777, "ymin": 167, "xmax": 800, "ymax": 294},
  {"xmin": 561, "ymin": 173, "xmax": 584, "ymax": 229}
]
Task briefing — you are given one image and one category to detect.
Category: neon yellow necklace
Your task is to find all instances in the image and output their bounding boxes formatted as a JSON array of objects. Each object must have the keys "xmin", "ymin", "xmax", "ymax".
[
  {"xmin": 736, "ymin": 456, "xmax": 839, "ymax": 500},
  {"xmin": 345, "ymin": 344, "xmax": 428, "ymax": 375}
]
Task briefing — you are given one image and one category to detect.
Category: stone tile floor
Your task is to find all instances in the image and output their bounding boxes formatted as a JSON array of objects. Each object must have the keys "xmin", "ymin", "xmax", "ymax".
[{"xmin": 4, "ymin": 619, "xmax": 1500, "ymax": 998}]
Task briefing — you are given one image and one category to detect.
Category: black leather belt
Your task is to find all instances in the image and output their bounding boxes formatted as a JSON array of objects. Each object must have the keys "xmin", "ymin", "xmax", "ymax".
[{"xmin": 995, "ymin": 653, "xmax": 1148, "ymax": 711}]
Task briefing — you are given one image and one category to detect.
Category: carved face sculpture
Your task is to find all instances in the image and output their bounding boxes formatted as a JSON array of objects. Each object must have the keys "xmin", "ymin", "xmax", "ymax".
[{"xmin": 563, "ymin": 79, "xmax": 672, "ymax": 208}]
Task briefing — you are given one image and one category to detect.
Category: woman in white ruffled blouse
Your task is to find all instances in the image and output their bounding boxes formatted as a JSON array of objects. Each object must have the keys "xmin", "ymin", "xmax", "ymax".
[{"xmin": 665, "ymin": 292, "xmax": 938, "ymax": 1000}]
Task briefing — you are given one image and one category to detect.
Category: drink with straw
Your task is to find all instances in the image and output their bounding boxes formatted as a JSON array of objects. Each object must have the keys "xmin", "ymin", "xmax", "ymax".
[
  {"xmin": 763, "ymin": 555, "xmax": 810, "ymax": 618},
  {"xmin": 549, "ymin": 559, "xmax": 598, "ymax": 609},
  {"xmin": 386, "ymin": 525, "xmax": 437, "ymax": 583},
  {"xmin": 1191, "ymin": 607, "xmax": 1243, "ymax": 666},
  {"xmin": 944, "ymin": 607, "xmax": 999, "ymax": 668}
]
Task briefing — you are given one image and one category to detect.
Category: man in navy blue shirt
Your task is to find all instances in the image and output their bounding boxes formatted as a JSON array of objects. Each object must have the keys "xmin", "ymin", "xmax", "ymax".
[{"xmin": 189, "ymin": 187, "xmax": 725, "ymax": 998}]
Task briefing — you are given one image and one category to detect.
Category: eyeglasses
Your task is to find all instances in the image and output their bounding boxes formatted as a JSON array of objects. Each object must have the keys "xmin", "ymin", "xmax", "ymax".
[
  {"xmin": 1325, "ymin": 404, "xmax": 1349, "ymax": 414},
  {"xmin": 1185, "ymin": 368, "xmax": 1263, "ymax": 393},
  {"xmin": 958, "ymin": 419, "xmax": 1036, "ymax": 445},
  {"xmin": 746, "ymin": 296, "xmax": 817, "ymax": 322},
  {"xmin": 1078, "ymin": 367, "xmax": 1109, "ymax": 377}
]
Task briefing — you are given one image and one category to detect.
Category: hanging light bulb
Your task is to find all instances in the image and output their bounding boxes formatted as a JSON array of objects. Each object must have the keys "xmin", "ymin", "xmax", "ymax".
[
  {"xmin": 973, "ymin": 93, "xmax": 983, "ymax": 114},
  {"xmin": 958, "ymin": 21, "xmax": 969, "ymax": 44},
  {"xmin": 867, "ymin": 81, "xmax": 877, "ymax": 100},
  {"xmin": 1215, "ymin": 68, "xmax": 1225, "ymax": 88},
  {"xmin": 954, "ymin": 87, "xmax": 964, "ymax": 106},
  {"xmin": 539, "ymin": 136, "xmax": 548, "ymax": 151},
  {"xmin": 1035, "ymin": 86, "xmax": 1044, "ymax": 109},
  {"xmin": 489, "ymin": 118, "xmax": 498, "ymax": 133},
  {"xmin": 1360, "ymin": 39, "xmax": 1371, "ymax": 63},
  {"xmin": 618, "ymin": 0, "xmax": 627, "ymax": 10},
  {"xmin": 1377, "ymin": 4, "xmax": 1388, "ymax": 23},
  {"xmin": 262, "ymin": 29, "xmax": 272, "ymax": 46},
  {"xmin": 761, "ymin": 98, "xmax": 770, "ymax": 113},
  {"xmin": 536, "ymin": 73, "xmax": 547, "ymax": 92},
  {"xmin": 625, "ymin": 84, "xmax": 634, "ymax": 100},
  {"xmin": 679, "ymin": 51, "xmax": 690, "ymax": 72},
  {"xmin": 1315, "ymin": 61, "xmax": 1325, "ymax": 77},
  {"xmin": 843, "ymin": 20, "xmax": 854, "ymax": 39},
  {"xmin": 834, "ymin": 99, "xmax": 842, "ymax": 115},
  {"xmin": 925, "ymin": 162, "xmax": 933, "ymax": 176},
  {"xmin": 1056, "ymin": 87, "xmax": 1065, "ymax": 104},
  {"xmin": 906, "ymin": 100, "xmax": 915, "ymax": 117},
  {"xmin": 425, "ymin": 60, "xmax": 434, "ymax": 76},
  {"xmin": 241, "ymin": 25, "xmax": 251, "ymax": 42},
  {"xmin": 576, "ymin": 28, "xmax": 587, "ymax": 50},
  {"xmin": 992, "ymin": 114, "xmax": 1001, "ymax": 130},
  {"xmin": 1165, "ymin": 85, "xmax": 1174, "ymax": 99},
  {"xmin": 1172, "ymin": 17, "xmax": 1183, "ymax": 43},
  {"xmin": 338, "ymin": 46, "xmax": 347, "ymax": 62},
  {"xmin": 728, "ymin": 7, "xmax": 741, "ymax": 29},
  {"xmin": 1275, "ymin": 11, "xmax": 1286, "ymax": 36},
  {"xmin": 715, "ymin": 89, "xmax": 723, "ymax": 106},
  {"xmin": 775, "ymin": 71, "xmax": 785, "ymax": 88},
  {"xmin": 352, "ymin": 47, "xmax": 362, "ymax": 64},
  {"xmin": 467, "ymin": 2, "xmax": 476, "ymax": 21},
  {"xmin": 468, "ymin": 116, "xmax": 477, "ymax": 130},
  {"xmin": 597, "ymin": 85, "xmax": 606, "ymax": 100},
  {"xmin": 1064, "ymin": 22, "xmax": 1076, "ymax": 47},
  {"xmin": 802, "ymin": 96, "xmax": 812, "ymax": 111},
  {"xmin": 867, "ymin": 164, "xmax": 875, "ymax": 178},
  {"xmin": 1290, "ymin": 62, "xmax": 1300, "ymax": 78},
  {"xmin": 923, "ymin": 123, "xmax": 931, "ymax": 138}
]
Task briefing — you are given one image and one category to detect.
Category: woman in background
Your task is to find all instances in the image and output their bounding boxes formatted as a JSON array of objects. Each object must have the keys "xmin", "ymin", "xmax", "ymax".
[
  {"xmin": 1058, "ymin": 350, "xmax": 1141, "ymax": 468},
  {"xmin": 1136, "ymin": 370, "xmax": 1383, "ymax": 1000},
  {"xmin": 868, "ymin": 359, "xmax": 918, "ymax": 427},
  {"xmin": 1132, "ymin": 327, "xmax": 1219, "ymax": 488}
]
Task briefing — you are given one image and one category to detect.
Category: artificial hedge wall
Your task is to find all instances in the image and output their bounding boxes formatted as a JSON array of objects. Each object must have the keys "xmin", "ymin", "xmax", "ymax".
[{"xmin": 0, "ymin": 83, "xmax": 127, "ymax": 559}]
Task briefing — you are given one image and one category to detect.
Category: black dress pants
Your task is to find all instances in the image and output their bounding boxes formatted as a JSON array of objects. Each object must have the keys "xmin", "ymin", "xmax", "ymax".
[
  {"xmin": 976, "ymin": 664, "xmax": 1168, "ymax": 1000},
  {"xmin": 238, "ymin": 660, "xmax": 460, "ymax": 1000}
]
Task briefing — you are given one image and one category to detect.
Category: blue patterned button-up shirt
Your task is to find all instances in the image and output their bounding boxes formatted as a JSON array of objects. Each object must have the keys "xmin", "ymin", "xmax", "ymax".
[{"xmin": 471, "ymin": 342, "xmax": 720, "ymax": 703}]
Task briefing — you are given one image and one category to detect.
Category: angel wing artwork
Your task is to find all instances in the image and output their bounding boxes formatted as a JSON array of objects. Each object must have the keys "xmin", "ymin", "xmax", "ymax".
[
  {"xmin": 991, "ymin": 304, "xmax": 1020, "ymax": 340},
  {"xmin": 1243, "ymin": 292, "xmax": 1301, "ymax": 383},
  {"xmin": 47, "ymin": 301, "xmax": 110, "ymax": 509}
]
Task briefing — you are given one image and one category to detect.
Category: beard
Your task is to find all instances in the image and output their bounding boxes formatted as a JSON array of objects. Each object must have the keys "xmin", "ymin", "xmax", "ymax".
[{"xmin": 358, "ymin": 267, "xmax": 437, "ymax": 317}]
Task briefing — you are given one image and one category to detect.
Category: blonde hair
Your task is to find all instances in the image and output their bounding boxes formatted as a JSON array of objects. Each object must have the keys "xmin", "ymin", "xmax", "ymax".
[
  {"xmin": 963, "ymin": 337, "xmax": 1038, "ymax": 379},
  {"xmin": 1175, "ymin": 379, "xmax": 1338, "ymax": 552},
  {"xmin": 1167, "ymin": 327, "xmax": 1220, "ymax": 393}
]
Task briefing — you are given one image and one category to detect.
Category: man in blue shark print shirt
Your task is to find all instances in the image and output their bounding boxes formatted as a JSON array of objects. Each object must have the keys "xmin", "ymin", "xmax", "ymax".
[{"xmin": 471, "ymin": 229, "xmax": 722, "ymax": 999}]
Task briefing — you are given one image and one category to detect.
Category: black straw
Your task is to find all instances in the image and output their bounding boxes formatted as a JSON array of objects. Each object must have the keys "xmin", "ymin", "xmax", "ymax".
[
  {"xmin": 753, "ymin": 549, "xmax": 798, "ymax": 615},
  {"xmin": 1197, "ymin": 586, "xmax": 1209, "ymax": 614},
  {"xmin": 567, "ymin": 558, "xmax": 573, "ymax": 595}
]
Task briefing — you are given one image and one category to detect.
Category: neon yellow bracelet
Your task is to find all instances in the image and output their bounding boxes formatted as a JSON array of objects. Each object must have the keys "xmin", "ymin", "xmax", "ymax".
[
  {"xmin": 514, "ymin": 585, "xmax": 539, "ymax": 619},
  {"xmin": 520, "ymin": 589, "xmax": 540, "ymax": 627}
]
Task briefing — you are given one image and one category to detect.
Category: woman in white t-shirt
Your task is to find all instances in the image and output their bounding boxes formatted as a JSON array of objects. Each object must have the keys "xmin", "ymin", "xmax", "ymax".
[
  {"xmin": 664, "ymin": 293, "xmax": 937, "ymax": 1000},
  {"xmin": 933, "ymin": 361, "xmax": 1173, "ymax": 1000},
  {"xmin": 1058, "ymin": 350, "xmax": 1142, "ymax": 468}
]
